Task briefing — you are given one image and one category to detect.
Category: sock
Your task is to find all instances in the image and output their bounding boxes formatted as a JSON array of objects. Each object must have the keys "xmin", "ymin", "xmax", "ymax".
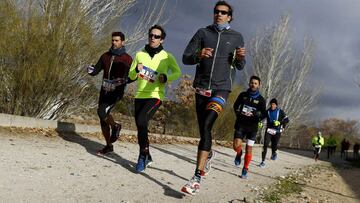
[
  {"xmin": 195, "ymin": 169, "xmax": 205, "ymax": 179},
  {"xmin": 112, "ymin": 122, "xmax": 120, "ymax": 129},
  {"xmin": 235, "ymin": 146, "xmax": 242, "ymax": 155},
  {"xmin": 261, "ymin": 151, "xmax": 265, "ymax": 162},
  {"xmin": 244, "ymin": 151, "xmax": 252, "ymax": 170},
  {"xmin": 140, "ymin": 147, "xmax": 149, "ymax": 156}
]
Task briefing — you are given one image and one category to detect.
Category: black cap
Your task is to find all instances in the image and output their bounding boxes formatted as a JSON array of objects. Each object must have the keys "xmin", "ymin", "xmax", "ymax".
[{"xmin": 270, "ymin": 98, "xmax": 278, "ymax": 105}]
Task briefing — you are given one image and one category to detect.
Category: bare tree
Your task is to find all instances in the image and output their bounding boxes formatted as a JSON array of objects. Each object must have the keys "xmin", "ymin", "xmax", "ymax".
[
  {"xmin": 0, "ymin": 0, "xmax": 170, "ymax": 119},
  {"xmin": 11, "ymin": 0, "xmax": 169, "ymax": 53},
  {"xmin": 244, "ymin": 14, "xmax": 320, "ymax": 146}
]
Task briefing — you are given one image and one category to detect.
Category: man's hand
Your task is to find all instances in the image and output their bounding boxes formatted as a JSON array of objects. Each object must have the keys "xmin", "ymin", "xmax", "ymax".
[
  {"xmin": 158, "ymin": 74, "xmax": 167, "ymax": 84},
  {"xmin": 243, "ymin": 111, "xmax": 253, "ymax": 117},
  {"xmin": 198, "ymin": 48, "xmax": 214, "ymax": 59},
  {"xmin": 137, "ymin": 63, "xmax": 144, "ymax": 72},
  {"xmin": 235, "ymin": 47, "xmax": 245, "ymax": 60},
  {"xmin": 86, "ymin": 65, "xmax": 94, "ymax": 74}
]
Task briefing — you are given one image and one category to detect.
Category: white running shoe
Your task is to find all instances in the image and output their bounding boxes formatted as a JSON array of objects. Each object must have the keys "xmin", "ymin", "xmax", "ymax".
[
  {"xmin": 181, "ymin": 175, "xmax": 201, "ymax": 195},
  {"xmin": 204, "ymin": 150, "xmax": 216, "ymax": 176}
]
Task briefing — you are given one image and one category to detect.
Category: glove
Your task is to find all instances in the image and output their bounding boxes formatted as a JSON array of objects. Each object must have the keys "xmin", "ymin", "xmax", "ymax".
[
  {"xmin": 86, "ymin": 65, "xmax": 95, "ymax": 74},
  {"xmin": 158, "ymin": 74, "xmax": 168, "ymax": 83},
  {"xmin": 253, "ymin": 110, "xmax": 262, "ymax": 118},
  {"xmin": 274, "ymin": 120, "xmax": 281, "ymax": 126},
  {"xmin": 258, "ymin": 122, "xmax": 263, "ymax": 129}
]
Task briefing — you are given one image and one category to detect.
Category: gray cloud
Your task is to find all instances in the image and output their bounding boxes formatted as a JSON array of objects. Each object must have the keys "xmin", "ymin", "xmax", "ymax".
[{"xmin": 134, "ymin": 0, "xmax": 360, "ymax": 121}]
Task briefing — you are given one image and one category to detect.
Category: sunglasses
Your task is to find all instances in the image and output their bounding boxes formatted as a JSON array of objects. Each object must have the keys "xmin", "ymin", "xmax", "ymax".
[
  {"xmin": 149, "ymin": 34, "xmax": 162, "ymax": 39},
  {"xmin": 214, "ymin": 9, "xmax": 229, "ymax": 15}
]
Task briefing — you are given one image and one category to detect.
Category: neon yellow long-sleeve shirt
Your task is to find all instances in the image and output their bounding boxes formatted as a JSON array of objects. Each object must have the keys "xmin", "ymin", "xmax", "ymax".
[
  {"xmin": 312, "ymin": 135, "xmax": 325, "ymax": 146},
  {"xmin": 129, "ymin": 49, "xmax": 181, "ymax": 100}
]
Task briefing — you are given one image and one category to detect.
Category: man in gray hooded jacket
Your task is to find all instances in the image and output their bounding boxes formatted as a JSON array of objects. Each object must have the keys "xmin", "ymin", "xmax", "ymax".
[{"xmin": 181, "ymin": 0, "xmax": 246, "ymax": 195}]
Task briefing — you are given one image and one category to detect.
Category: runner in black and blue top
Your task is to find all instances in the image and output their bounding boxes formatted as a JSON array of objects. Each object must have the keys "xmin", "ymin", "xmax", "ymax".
[
  {"xmin": 259, "ymin": 98, "xmax": 289, "ymax": 168},
  {"xmin": 233, "ymin": 76, "xmax": 266, "ymax": 179}
]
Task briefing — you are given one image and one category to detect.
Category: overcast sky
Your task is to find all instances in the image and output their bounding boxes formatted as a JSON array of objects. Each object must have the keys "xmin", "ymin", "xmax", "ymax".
[{"xmin": 133, "ymin": 0, "xmax": 360, "ymax": 121}]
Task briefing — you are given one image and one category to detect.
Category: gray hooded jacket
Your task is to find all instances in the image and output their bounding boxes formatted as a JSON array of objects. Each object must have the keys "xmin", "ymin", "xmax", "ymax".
[{"xmin": 182, "ymin": 25, "xmax": 246, "ymax": 91}]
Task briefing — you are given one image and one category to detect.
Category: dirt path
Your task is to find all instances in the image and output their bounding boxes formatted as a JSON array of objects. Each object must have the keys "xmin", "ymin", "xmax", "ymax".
[
  {"xmin": 280, "ymin": 163, "xmax": 360, "ymax": 203},
  {"xmin": 0, "ymin": 128, "xmax": 343, "ymax": 203}
]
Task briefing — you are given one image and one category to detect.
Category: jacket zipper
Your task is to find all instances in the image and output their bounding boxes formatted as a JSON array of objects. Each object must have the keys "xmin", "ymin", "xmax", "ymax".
[
  {"xmin": 108, "ymin": 55, "xmax": 115, "ymax": 80},
  {"xmin": 104, "ymin": 55, "xmax": 115, "ymax": 94},
  {"xmin": 229, "ymin": 67, "xmax": 233, "ymax": 89},
  {"xmin": 229, "ymin": 49, "xmax": 237, "ymax": 89},
  {"xmin": 208, "ymin": 31, "xmax": 222, "ymax": 89}
]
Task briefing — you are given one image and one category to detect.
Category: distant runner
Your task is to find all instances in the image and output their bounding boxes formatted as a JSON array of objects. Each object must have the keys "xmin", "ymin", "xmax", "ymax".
[
  {"xmin": 259, "ymin": 98, "xmax": 289, "ymax": 168},
  {"xmin": 312, "ymin": 131, "xmax": 324, "ymax": 162}
]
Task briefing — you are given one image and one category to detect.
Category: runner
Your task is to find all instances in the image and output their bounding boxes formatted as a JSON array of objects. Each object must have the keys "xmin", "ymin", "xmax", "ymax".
[
  {"xmin": 87, "ymin": 32, "xmax": 132, "ymax": 154},
  {"xmin": 340, "ymin": 138, "xmax": 351, "ymax": 159},
  {"xmin": 259, "ymin": 98, "xmax": 289, "ymax": 168},
  {"xmin": 326, "ymin": 134, "xmax": 337, "ymax": 159},
  {"xmin": 233, "ymin": 76, "xmax": 266, "ymax": 179},
  {"xmin": 181, "ymin": 1, "xmax": 246, "ymax": 195},
  {"xmin": 129, "ymin": 25, "xmax": 181, "ymax": 173},
  {"xmin": 341, "ymin": 138, "xmax": 347, "ymax": 159},
  {"xmin": 354, "ymin": 142, "xmax": 360, "ymax": 160},
  {"xmin": 312, "ymin": 131, "xmax": 325, "ymax": 162}
]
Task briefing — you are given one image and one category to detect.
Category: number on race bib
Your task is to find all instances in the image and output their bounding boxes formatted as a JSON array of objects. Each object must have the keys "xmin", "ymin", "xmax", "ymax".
[
  {"xmin": 102, "ymin": 79, "xmax": 116, "ymax": 91},
  {"xmin": 266, "ymin": 128, "xmax": 277, "ymax": 135},
  {"xmin": 195, "ymin": 87, "xmax": 212, "ymax": 97},
  {"xmin": 241, "ymin": 105, "xmax": 256, "ymax": 117},
  {"xmin": 139, "ymin": 66, "xmax": 158, "ymax": 83}
]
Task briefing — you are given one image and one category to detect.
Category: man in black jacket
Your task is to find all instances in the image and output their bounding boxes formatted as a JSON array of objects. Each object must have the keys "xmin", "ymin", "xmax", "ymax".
[
  {"xmin": 259, "ymin": 98, "xmax": 289, "ymax": 168},
  {"xmin": 181, "ymin": 1, "xmax": 246, "ymax": 195},
  {"xmin": 87, "ymin": 32, "xmax": 133, "ymax": 154},
  {"xmin": 233, "ymin": 75, "xmax": 266, "ymax": 179}
]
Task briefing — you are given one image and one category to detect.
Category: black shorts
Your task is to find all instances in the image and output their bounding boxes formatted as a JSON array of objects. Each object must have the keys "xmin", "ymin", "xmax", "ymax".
[
  {"xmin": 314, "ymin": 147, "xmax": 321, "ymax": 154},
  {"xmin": 234, "ymin": 127, "xmax": 257, "ymax": 141},
  {"xmin": 99, "ymin": 88, "xmax": 124, "ymax": 105},
  {"xmin": 98, "ymin": 88, "xmax": 124, "ymax": 119}
]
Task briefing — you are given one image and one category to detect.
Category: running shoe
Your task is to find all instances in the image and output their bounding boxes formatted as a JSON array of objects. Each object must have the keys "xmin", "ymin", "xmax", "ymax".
[
  {"xmin": 110, "ymin": 123, "xmax": 121, "ymax": 143},
  {"xmin": 135, "ymin": 154, "xmax": 153, "ymax": 172},
  {"xmin": 241, "ymin": 167, "xmax": 248, "ymax": 179},
  {"xmin": 181, "ymin": 175, "xmax": 201, "ymax": 195},
  {"xmin": 204, "ymin": 150, "xmax": 216, "ymax": 176},
  {"xmin": 97, "ymin": 145, "xmax": 113, "ymax": 155},
  {"xmin": 234, "ymin": 150, "xmax": 242, "ymax": 167},
  {"xmin": 271, "ymin": 152, "xmax": 277, "ymax": 160},
  {"xmin": 259, "ymin": 161, "xmax": 266, "ymax": 168}
]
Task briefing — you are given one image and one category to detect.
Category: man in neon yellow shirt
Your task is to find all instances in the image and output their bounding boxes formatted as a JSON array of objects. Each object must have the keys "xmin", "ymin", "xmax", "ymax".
[
  {"xmin": 312, "ymin": 131, "xmax": 324, "ymax": 162},
  {"xmin": 129, "ymin": 25, "xmax": 181, "ymax": 172}
]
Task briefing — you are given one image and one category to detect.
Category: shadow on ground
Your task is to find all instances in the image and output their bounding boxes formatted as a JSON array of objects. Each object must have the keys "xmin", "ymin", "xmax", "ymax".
[
  {"xmin": 280, "ymin": 147, "xmax": 360, "ymax": 200},
  {"xmin": 55, "ymin": 121, "xmax": 185, "ymax": 199}
]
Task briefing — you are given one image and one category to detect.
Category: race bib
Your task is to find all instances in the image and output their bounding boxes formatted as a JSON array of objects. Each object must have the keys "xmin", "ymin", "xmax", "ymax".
[
  {"xmin": 267, "ymin": 128, "xmax": 277, "ymax": 135},
  {"xmin": 195, "ymin": 87, "xmax": 212, "ymax": 97},
  {"xmin": 102, "ymin": 79, "xmax": 116, "ymax": 91},
  {"xmin": 241, "ymin": 105, "xmax": 256, "ymax": 116},
  {"xmin": 139, "ymin": 66, "xmax": 158, "ymax": 83},
  {"xmin": 112, "ymin": 78, "xmax": 127, "ymax": 85},
  {"xmin": 315, "ymin": 145, "xmax": 321, "ymax": 148}
]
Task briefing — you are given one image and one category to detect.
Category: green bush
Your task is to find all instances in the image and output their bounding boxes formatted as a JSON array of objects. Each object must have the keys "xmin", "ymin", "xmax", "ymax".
[{"xmin": 0, "ymin": 0, "xmax": 99, "ymax": 119}]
